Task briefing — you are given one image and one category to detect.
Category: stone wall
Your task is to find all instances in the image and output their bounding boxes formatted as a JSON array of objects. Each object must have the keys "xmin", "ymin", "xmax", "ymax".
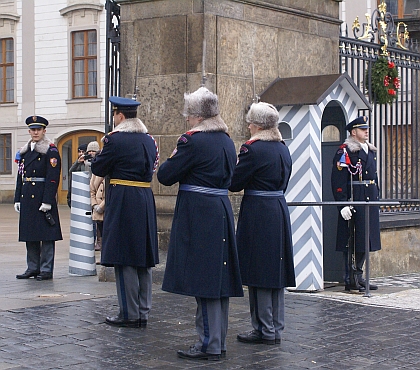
[{"xmin": 118, "ymin": 0, "xmax": 341, "ymax": 248}]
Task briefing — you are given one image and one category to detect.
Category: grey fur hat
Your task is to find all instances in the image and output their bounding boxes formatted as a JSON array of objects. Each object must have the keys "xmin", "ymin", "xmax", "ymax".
[
  {"xmin": 246, "ymin": 102, "xmax": 279, "ymax": 129},
  {"xmin": 183, "ymin": 87, "xmax": 220, "ymax": 119}
]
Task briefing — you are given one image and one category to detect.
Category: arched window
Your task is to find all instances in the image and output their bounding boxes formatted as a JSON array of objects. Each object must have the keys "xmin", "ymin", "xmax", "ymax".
[
  {"xmin": 322, "ymin": 125, "xmax": 340, "ymax": 142},
  {"xmin": 279, "ymin": 122, "xmax": 292, "ymax": 140}
]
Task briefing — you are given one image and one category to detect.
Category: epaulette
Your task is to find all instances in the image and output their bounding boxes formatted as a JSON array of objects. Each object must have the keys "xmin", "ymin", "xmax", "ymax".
[
  {"xmin": 245, "ymin": 139, "xmax": 259, "ymax": 145},
  {"xmin": 339, "ymin": 143, "xmax": 346, "ymax": 149},
  {"xmin": 185, "ymin": 130, "xmax": 198, "ymax": 136},
  {"xmin": 49, "ymin": 143, "xmax": 58, "ymax": 152}
]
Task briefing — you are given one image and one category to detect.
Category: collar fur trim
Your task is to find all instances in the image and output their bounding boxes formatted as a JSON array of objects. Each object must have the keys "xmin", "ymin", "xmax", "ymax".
[
  {"xmin": 250, "ymin": 127, "xmax": 283, "ymax": 142},
  {"xmin": 189, "ymin": 115, "xmax": 228, "ymax": 133},
  {"xmin": 345, "ymin": 136, "xmax": 377, "ymax": 153},
  {"xmin": 20, "ymin": 136, "xmax": 54, "ymax": 155},
  {"xmin": 112, "ymin": 118, "xmax": 148, "ymax": 134}
]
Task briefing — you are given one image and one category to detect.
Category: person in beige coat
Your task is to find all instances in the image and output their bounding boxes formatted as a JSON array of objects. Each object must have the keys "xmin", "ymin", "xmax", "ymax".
[{"xmin": 88, "ymin": 141, "xmax": 105, "ymax": 251}]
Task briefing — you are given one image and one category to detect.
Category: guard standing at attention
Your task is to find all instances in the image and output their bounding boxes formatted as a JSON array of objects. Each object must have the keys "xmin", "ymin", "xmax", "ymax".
[
  {"xmin": 229, "ymin": 102, "xmax": 296, "ymax": 346},
  {"xmin": 91, "ymin": 96, "xmax": 159, "ymax": 328},
  {"xmin": 158, "ymin": 87, "xmax": 243, "ymax": 361},
  {"xmin": 14, "ymin": 116, "xmax": 62, "ymax": 281},
  {"xmin": 331, "ymin": 116, "xmax": 381, "ymax": 292}
]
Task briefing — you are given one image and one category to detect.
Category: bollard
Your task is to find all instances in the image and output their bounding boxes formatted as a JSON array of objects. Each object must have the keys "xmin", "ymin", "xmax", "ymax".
[{"xmin": 69, "ymin": 172, "xmax": 97, "ymax": 276}]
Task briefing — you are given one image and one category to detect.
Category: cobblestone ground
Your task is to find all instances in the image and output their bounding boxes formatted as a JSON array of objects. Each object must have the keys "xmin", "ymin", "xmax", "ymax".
[{"xmin": 1, "ymin": 278, "xmax": 420, "ymax": 370}]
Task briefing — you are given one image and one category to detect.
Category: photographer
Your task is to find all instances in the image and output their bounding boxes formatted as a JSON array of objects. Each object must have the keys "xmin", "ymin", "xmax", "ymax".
[{"xmin": 67, "ymin": 143, "xmax": 88, "ymax": 207}]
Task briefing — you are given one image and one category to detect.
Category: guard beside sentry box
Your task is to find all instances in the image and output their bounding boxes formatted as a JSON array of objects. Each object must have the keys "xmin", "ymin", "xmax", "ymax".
[{"xmin": 331, "ymin": 116, "xmax": 381, "ymax": 292}]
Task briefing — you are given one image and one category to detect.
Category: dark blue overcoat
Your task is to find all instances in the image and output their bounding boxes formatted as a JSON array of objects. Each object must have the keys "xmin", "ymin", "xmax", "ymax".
[
  {"xmin": 157, "ymin": 129, "xmax": 243, "ymax": 299},
  {"xmin": 91, "ymin": 126, "xmax": 159, "ymax": 268},
  {"xmin": 14, "ymin": 138, "xmax": 62, "ymax": 242},
  {"xmin": 331, "ymin": 138, "xmax": 381, "ymax": 253},
  {"xmin": 229, "ymin": 139, "xmax": 296, "ymax": 289}
]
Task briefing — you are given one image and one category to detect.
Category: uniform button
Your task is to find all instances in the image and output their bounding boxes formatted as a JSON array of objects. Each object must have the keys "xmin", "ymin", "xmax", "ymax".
[
  {"xmin": 367, "ymin": 197, "xmax": 370, "ymax": 200},
  {"xmin": 365, "ymin": 171, "xmax": 368, "ymax": 174},
  {"xmin": 366, "ymin": 184, "xmax": 368, "ymax": 187},
  {"xmin": 31, "ymin": 195, "xmax": 34, "ymax": 198},
  {"xmin": 21, "ymin": 195, "xmax": 24, "ymax": 198},
  {"xmin": 33, "ymin": 170, "xmax": 36, "ymax": 173},
  {"xmin": 32, "ymin": 182, "xmax": 35, "ymax": 186},
  {"xmin": 38, "ymin": 158, "xmax": 40, "ymax": 161},
  {"xmin": 224, "ymin": 262, "xmax": 227, "ymax": 265},
  {"xmin": 223, "ymin": 238, "xmax": 226, "ymax": 242},
  {"xmin": 374, "ymin": 157, "xmax": 376, "ymax": 160}
]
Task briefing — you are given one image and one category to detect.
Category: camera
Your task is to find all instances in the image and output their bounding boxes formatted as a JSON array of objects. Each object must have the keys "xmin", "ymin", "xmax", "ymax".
[
  {"xmin": 83, "ymin": 153, "xmax": 93, "ymax": 161},
  {"xmin": 45, "ymin": 211, "xmax": 55, "ymax": 226}
]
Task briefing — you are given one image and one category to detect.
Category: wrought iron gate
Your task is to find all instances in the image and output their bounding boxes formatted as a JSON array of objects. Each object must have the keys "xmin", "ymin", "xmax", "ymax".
[{"xmin": 339, "ymin": 4, "xmax": 420, "ymax": 209}]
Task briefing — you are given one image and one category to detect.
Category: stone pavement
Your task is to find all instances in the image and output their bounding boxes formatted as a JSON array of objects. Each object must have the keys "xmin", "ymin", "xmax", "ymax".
[{"xmin": 1, "ymin": 204, "xmax": 420, "ymax": 369}]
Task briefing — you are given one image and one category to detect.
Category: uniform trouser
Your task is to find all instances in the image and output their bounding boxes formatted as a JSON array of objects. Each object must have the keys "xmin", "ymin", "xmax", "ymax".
[
  {"xmin": 195, "ymin": 297, "xmax": 229, "ymax": 355},
  {"xmin": 114, "ymin": 265, "xmax": 152, "ymax": 321},
  {"xmin": 343, "ymin": 251, "xmax": 366, "ymax": 282},
  {"xmin": 249, "ymin": 286, "xmax": 285, "ymax": 341},
  {"xmin": 26, "ymin": 241, "xmax": 55, "ymax": 274}
]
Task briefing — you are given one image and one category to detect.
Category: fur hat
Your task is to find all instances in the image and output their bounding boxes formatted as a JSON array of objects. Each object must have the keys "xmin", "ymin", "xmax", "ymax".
[
  {"xmin": 87, "ymin": 141, "xmax": 100, "ymax": 152},
  {"xmin": 246, "ymin": 102, "xmax": 279, "ymax": 130},
  {"xmin": 183, "ymin": 87, "xmax": 220, "ymax": 119}
]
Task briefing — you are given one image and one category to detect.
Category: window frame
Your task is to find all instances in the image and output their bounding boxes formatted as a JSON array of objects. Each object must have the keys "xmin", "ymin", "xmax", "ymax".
[
  {"xmin": 0, "ymin": 37, "xmax": 14, "ymax": 104},
  {"xmin": 71, "ymin": 29, "xmax": 98, "ymax": 99},
  {"xmin": 0, "ymin": 133, "xmax": 12, "ymax": 175},
  {"xmin": 381, "ymin": 0, "xmax": 416, "ymax": 18}
]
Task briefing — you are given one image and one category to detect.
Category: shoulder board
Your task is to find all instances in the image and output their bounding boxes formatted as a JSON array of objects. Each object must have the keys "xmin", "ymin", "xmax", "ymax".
[
  {"xmin": 49, "ymin": 143, "xmax": 58, "ymax": 152},
  {"xmin": 185, "ymin": 130, "xmax": 198, "ymax": 136},
  {"xmin": 339, "ymin": 143, "xmax": 346, "ymax": 149},
  {"xmin": 49, "ymin": 143, "xmax": 57, "ymax": 148},
  {"xmin": 245, "ymin": 139, "xmax": 259, "ymax": 145}
]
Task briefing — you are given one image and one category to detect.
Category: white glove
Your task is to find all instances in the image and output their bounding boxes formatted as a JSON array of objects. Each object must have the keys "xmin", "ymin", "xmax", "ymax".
[
  {"xmin": 14, "ymin": 202, "xmax": 20, "ymax": 213},
  {"xmin": 39, "ymin": 203, "xmax": 52, "ymax": 212},
  {"xmin": 93, "ymin": 205, "xmax": 104, "ymax": 214},
  {"xmin": 340, "ymin": 206, "xmax": 354, "ymax": 221}
]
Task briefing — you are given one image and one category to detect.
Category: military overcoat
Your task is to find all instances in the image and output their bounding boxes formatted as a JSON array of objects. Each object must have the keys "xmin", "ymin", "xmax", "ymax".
[
  {"xmin": 229, "ymin": 129, "xmax": 296, "ymax": 289},
  {"xmin": 91, "ymin": 118, "xmax": 159, "ymax": 268},
  {"xmin": 157, "ymin": 116, "xmax": 243, "ymax": 299},
  {"xmin": 14, "ymin": 137, "xmax": 62, "ymax": 242},
  {"xmin": 331, "ymin": 136, "xmax": 381, "ymax": 252}
]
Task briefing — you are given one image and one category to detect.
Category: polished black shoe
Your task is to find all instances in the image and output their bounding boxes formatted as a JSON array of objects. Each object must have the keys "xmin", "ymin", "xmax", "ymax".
[
  {"xmin": 345, "ymin": 284, "xmax": 366, "ymax": 293},
  {"xmin": 16, "ymin": 271, "xmax": 39, "ymax": 279},
  {"xmin": 275, "ymin": 338, "xmax": 281, "ymax": 345},
  {"xmin": 358, "ymin": 279, "xmax": 378, "ymax": 290},
  {"xmin": 177, "ymin": 346, "xmax": 221, "ymax": 361},
  {"xmin": 221, "ymin": 350, "xmax": 226, "ymax": 358},
  {"xmin": 237, "ymin": 330, "xmax": 275, "ymax": 345},
  {"xmin": 105, "ymin": 315, "xmax": 139, "ymax": 328},
  {"xmin": 36, "ymin": 273, "xmax": 53, "ymax": 281},
  {"xmin": 140, "ymin": 319, "xmax": 147, "ymax": 328}
]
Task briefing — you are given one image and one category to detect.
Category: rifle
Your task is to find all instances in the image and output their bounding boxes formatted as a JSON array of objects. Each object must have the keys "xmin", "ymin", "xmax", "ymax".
[
  {"xmin": 201, "ymin": 39, "xmax": 207, "ymax": 87},
  {"xmin": 251, "ymin": 63, "xmax": 259, "ymax": 104},
  {"xmin": 132, "ymin": 54, "xmax": 140, "ymax": 101}
]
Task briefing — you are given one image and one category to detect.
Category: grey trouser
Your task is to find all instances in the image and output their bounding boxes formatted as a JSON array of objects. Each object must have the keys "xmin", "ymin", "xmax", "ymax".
[
  {"xmin": 114, "ymin": 265, "xmax": 152, "ymax": 321},
  {"xmin": 26, "ymin": 241, "xmax": 55, "ymax": 274},
  {"xmin": 249, "ymin": 286, "xmax": 285, "ymax": 341},
  {"xmin": 195, "ymin": 297, "xmax": 229, "ymax": 355}
]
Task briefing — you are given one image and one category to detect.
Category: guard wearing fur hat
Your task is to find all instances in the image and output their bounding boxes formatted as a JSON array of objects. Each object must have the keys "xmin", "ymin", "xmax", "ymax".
[
  {"xmin": 91, "ymin": 96, "xmax": 159, "ymax": 328},
  {"xmin": 331, "ymin": 116, "xmax": 381, "ymax": 292},
  {"xmin": 158, "ymin": 87, "xmax": 243, "ymax": 361},
  {"xmin": 14, "ymin": 116, "xmax": 62, "ymax": 281},
  {"xmin": 229, "ymin": 102, "xmax": 296, "ymax": 346}
]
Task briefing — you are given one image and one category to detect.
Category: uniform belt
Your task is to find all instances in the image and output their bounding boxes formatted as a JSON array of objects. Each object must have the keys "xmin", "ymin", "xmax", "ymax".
[
  {"xmin": 110, "ymin": 179, "xmax": 151, "ymax": 187},
  {"xmin": 244, "ymin": 189, "xmax": 284, "ymax": 197},
  {"xmin": 179, "ymin": 184, "xmax": 228, "ymax": 196},
  {"xmin": 23, "ymin": 177, "xmax": 45, "ymax": 182},
  {"xmin": 350, "ymin": 180, "xmax": 376, "ymax": 185}
]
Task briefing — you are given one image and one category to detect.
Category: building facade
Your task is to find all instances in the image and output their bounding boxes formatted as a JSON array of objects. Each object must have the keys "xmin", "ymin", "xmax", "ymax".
[{"xmin": 0, "ymin": 0, "xmax": 107, "ymax": 203}]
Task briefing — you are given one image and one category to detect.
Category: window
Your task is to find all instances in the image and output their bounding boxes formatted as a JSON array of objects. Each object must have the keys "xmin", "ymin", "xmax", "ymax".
[
  {"xmin": 381, "ymin": 0, "xmax": 419, "ymax": 18},
  {"xmin": 0, "ymin": 134, "xmax": 11, "ymax": 174},
  {"xmin": 0, "ymin": 38, "xmax": 14, "ymax": 103},
  {"xmin": 72, "ymin": 30, "xmax": 97, "ymax": 98}
]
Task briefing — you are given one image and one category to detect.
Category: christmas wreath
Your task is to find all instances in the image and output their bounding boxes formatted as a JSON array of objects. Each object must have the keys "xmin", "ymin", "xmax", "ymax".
[{"xmin": 368, "ymin": 57, "xmax": 400, "ymax": 104}]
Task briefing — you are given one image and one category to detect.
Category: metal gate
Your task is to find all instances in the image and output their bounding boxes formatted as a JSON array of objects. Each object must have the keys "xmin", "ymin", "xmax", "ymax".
[{"xmin": 339, "ymin": 4, "xmax": 420, "ymax": 209}]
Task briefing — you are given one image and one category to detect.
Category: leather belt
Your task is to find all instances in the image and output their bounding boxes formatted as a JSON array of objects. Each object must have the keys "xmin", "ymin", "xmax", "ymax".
[
  {"xmin": 244, "ymin": 189, "xmax": 284, "ymax": 197},
  {"xmin": 23, "ymin": 177, "xmax": 45, "ymax": 182},
  {"xmin": 351, "ymin": 180, "xmax": 376, "ymax": 185},
  {"xmin": 179, "ymin": 184, "xmax": 228, "ymax": 196},
  {"xmin": 110, "ymin": 179, "xmax": 151, "ymax": 187}
]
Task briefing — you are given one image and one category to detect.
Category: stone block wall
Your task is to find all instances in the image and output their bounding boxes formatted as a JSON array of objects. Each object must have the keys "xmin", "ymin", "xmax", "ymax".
[{"xmin": 118, "ymin": 0, "xmax": 341, "ymax": 249}]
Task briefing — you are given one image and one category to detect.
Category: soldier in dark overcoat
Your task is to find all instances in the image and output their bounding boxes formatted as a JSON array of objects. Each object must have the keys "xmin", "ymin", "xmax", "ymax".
[
  {"xmin": 229, "ymin": 102, "xmax": 296, "ymax": 346},
  {"xmin": 158, "ymin": 87, "xmax": 243, "ymax": 361},
  {"xmin": 14, "ymin": 116, "xmax": 62, "ymax": 281},
  {"xmin": 91, "ymin": 96, "xmax": 159, "ymax": 328},
  {"xmin": 331, "ymin": 116, "xmax": 381, "ymax": 292}
]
